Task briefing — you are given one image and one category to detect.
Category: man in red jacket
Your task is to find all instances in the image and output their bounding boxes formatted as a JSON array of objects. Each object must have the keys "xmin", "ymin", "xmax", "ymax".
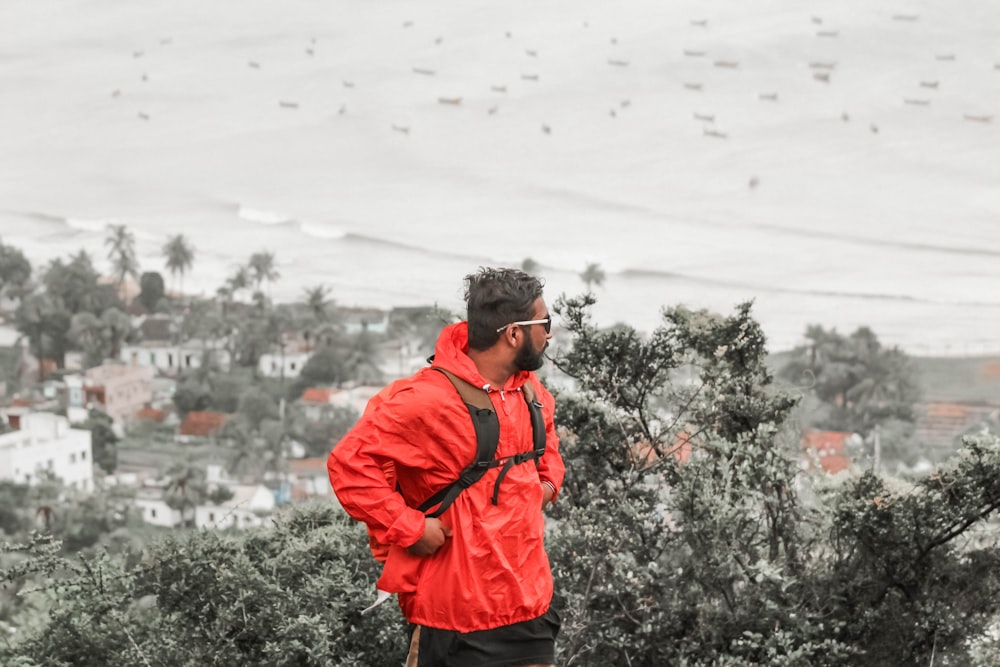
[{"xmin": 328, "ymin": 267, "xmax": 565, "ymax": 667}]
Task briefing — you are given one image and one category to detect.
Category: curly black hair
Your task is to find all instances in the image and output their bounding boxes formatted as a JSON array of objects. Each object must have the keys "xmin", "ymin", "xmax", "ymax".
[{"xmin": 464, "ymin": 267, "xmax": 544, "ymax": 351}]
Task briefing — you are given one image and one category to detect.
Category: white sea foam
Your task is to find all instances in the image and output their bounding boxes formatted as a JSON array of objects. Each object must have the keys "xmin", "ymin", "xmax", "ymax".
[
  {"xmin": 236, "ymin": 206, "xmax": 294, "ymax": 225},
  {"xmin": 299, "ymin": 222, "xmax": 348, "ymax": 240}
]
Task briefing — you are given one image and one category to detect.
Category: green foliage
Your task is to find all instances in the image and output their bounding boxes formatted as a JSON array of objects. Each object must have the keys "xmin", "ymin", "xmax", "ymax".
[
  {"xmin": 15, "ymin": 250, "xmax": 124, "ymax": 374},
  {"xmin": 290, "ymin": 345, "xmax": 351, "ymax": 396},
  {"xmin": 206, "ymin": 484, "xmax": 235, "ymax": 506},
  {"xmin": 302, "ymin": 284, "xmax": 332, "ymax": 323},
  {"xmin": 386, "ymin": 305, "xmax": 450, "ymax": 359},
  {"xmin": 42, "ymin": 251, "xmax": 114, "ymax": 316},
  {"xmin": 163, "ymin": 460, "xmax": 208, "ymax": 526},
  {"xmin": 105, "ymin": 224, "xmax": 139, "ymax": 301},
  {"xmin": 0, "ymin": 239, "xmax": 32, "ymax": 300},
  {"xmin": 288, "ymin": 403, "xmax": 360, "ymax": 458},
  {"xmin": 549, "ymin": 295, "xmax": 818, "ymax": 665},
  {"xmin": 48, "ymin": 490, "xmax": 132, "ymax": 553},
  {"xmin": 247, "ymin": 250, "xmax": 280, "ymax": 295},
  {"xmin": 814, "ymin": 433, "xmax": 1000, "ymax": 665},
  {"xmin": 68, "ymin": 311, "xmax": 108, "ymax": 367},
  {"xmin": 173, "ymin": 368, "xmax": 256, "ymax": 417},
  {"xmin": 546, "ymin": 294, "xmax": 1000, "ymax": 666},
  {"xmin": 0, "ymin": 482, "xmax": 31, "ymax": 536},
  {"xmin": 80, "ymin": 409, "xmax": 119, "ymax": 475},
  {"xmin": 162, "ymin": 233, "xmax": 195, "ymax": 295},
  {"xmin": 237, "ymin": 386, "xmax": 278, "ymax": 430},
  {"xmin": 0, "ymin": 345, "xmax": 22, "ymax": 395},
  {"xmin": 779, "ymin": 325, "xmax": 921, "ymax": 436},
  {"xmin": 138, "ymin": 272, "xmax": 165, "ymax": 313},
  {"xmin": 579, "ymin": 262, "xmax": 605, "ymax": 290},
  {"xmin": 101, "ymin": 307, "xmax": 138, "ymax": 360},
  {"xmin": 5, "ymin": 292, "xmax": 1000, "ymax": 666},
  {"xmin": 66, "ymin": 307, "xmax": 137, "ymax": 367},
  {"xmin": 1, "ymin": 505, "xmax": 407, "ymax": 666},
  {"xmin": 172, "ymin": 375, "xmax": 211, "ymax": 416},
  {"xmin": 14, "ymin": 293, "xmax": 71, "ymax": 374}
]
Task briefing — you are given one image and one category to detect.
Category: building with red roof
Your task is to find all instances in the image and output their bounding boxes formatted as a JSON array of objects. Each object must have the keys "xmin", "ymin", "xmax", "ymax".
[
  {"xmin": 178, "ymin": 411, "xmax": 228, "ymax": 439},
  {"xmin": 801, "ymin": 429, "xmax": 855, "ymax": 474}
]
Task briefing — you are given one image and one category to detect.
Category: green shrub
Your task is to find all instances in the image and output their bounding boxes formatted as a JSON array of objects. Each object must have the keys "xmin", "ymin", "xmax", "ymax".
[{"xmin": 2, "ymin": 504, "xmax": 407, "ymax": 666}]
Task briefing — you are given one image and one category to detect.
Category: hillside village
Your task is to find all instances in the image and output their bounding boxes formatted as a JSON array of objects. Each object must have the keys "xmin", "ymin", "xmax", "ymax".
[
  {"xmin": 1, "ymin": 230, "xmax": 999, "ymax": 539},
  {"xmin": 0, "ymin": 292, "xmax": 450, "ymax": 534},
  {"xmin": 3, "ymin": 237, "xmax": 1000, "ymax": 666},
  {"xmin": 3, "ymin": 305, "xmax": 1000, "ymax": 537}
]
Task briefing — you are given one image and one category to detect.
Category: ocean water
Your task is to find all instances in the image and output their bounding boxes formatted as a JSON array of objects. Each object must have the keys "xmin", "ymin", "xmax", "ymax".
[{"xmin": 2, "ymin": 0, "xmax": 999, "ymax": 354}]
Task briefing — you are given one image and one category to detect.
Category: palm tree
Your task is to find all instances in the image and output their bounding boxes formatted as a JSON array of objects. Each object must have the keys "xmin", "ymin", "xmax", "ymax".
[
  {"xmin": 104, "ymin": 224, "xmax": 139, "ymax": 303},
  {"xmin": 248, "ymin": 251, "xmax": 279, "ymax": 299},
  {"xmin": 164, "ymin": 461, "xmax": 207, "ymax": 528},
  {"xmin": 162, "ymin": 233, "xmax": 195, "ymax": 298},
  {"xmin": 580, "ymin": 262, "xmax": 606, "ymax": 290},
  {"xmin": 226, "ymin": 266, "xmax": 250, "ymax": 302},
  {"xmin": 304, "ymin": 284, "xmax": 332, "ymax": 322}
]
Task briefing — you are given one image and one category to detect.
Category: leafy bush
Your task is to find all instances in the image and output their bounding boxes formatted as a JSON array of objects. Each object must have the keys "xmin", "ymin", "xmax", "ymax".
[
  {"xmin": 1, "ymin": 504, "xmax": 407, "ymax": 666},
  {"xmin": 545, "ymin": 294, "xmax": 1000, "ymax": 666},
  {"xmin": 5, "ymin": 295, "xmax": 1000, "ymax": 666}
]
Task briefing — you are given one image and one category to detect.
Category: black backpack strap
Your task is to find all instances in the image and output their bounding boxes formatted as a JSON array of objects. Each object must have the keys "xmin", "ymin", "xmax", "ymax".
[
  {"xmin": 491, "ymin": 381, "xmax": 548, "ymax": 505},
  {"xmin": 520, "ymin": 381, "xmax": 547, "ymax": 458},
  {"xmin": 417, "ymin": 368, "xmax": 501, "ymax": 518}
]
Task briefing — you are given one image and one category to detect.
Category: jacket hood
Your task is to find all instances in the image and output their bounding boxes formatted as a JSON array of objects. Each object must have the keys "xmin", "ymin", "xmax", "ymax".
[{"xmin": 432, "ymin": 321, "xmax": 532, "ymax": 392}]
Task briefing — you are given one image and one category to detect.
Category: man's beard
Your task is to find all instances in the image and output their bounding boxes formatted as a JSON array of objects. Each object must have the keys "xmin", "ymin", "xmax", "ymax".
[{"xmin": 514, "ymin": 335, "xmax": 546, "ymax": 372}]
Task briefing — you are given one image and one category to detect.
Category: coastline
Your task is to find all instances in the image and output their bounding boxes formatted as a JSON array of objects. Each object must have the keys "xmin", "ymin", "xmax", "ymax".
[{"xmin": 3, "ymin": 0, "xmax": 999, "ymax": 356}]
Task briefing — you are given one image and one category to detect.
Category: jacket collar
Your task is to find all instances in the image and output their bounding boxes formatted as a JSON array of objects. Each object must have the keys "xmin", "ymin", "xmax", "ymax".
[{"xmin": 431, "ymin": 321, "xmax": 531, "ymax": 392}]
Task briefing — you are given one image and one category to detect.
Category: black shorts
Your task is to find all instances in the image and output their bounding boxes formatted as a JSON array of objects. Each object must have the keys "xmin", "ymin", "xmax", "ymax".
[{"xmin": 410, "ymin": 607, "xmax": 561, "ymax": 667}]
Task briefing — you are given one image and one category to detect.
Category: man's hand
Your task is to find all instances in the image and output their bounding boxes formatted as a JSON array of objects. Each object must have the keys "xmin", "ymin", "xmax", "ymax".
[{"xmin": 406, "ymin": 517, "xmax": 452, "ymax": 557}]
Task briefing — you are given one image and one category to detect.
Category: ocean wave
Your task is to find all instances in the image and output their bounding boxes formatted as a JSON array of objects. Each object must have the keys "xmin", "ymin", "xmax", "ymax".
[
  {"xmin": 65, "ymin": 217, "xmax": 124, "ymax": 233},
  {"xmin": 299, "ymin": 222, "xmax": 347, "ymax": 240},
  {"xmin": 342, "ymin": 231, "xmax": 495, "ymax": 265},
  {"xmin": 522, "ymin": 250, "xmax": 628, "ymax": 276},
  {"xmin": 620, "ymin": 268, "xmax": 1000, "ymax": 307},
  {"xmin": 20, "ymin": 211, "xmax": 65, "ymax": 225},
  {"xmin": 236, "ymin": 205, "xmax": 294, "ymax": 225},
  {"xmin": 13, "ymin": 211, "xmax": 162, "ymax": 243},
  {"xmin": 527, "ymin": 185, "xmax": 1000, "ymax": 259},
  {"xmin": 0, "ymin": 210, "xmax": 65, "ymax": 236}
]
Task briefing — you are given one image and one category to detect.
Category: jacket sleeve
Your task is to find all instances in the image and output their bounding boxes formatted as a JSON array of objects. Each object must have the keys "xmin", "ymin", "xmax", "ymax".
[
  {"xmin": 327, "ymin": 389, "xmax": 427, "ymax": 549},
  {"xmin": 533, "ymin": 379, "xmax": 565, "ymax": 500}
]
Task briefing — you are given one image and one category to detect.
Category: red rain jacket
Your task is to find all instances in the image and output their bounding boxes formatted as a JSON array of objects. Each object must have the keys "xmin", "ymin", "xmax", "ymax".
[{"xmin": 327, "ymin": 321, "xmax": 564, "ymax": 632}]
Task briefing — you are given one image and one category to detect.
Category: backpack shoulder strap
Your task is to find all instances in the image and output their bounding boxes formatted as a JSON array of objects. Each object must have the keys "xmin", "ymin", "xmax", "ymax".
[
  {"xmin": 416, "ymin": 368, "xmax": 500, "ymax": 517},
  {"xmin": 490, "ymin": 380, "xmax": 548, "ymax": 504},
  {"xmin": 519, "ymin": 380, "xmax": 547, "ymax": 455},
  {"xmin": 432, "ymin": 367, "xmax": 493, "ymax": 411}
]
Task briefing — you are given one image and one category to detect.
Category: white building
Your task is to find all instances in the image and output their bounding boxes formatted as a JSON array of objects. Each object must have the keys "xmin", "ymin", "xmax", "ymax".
[
  {"xmin": 0, "ymin": 410, "xmax": 93, "ymax": 492},
  {"xmin": 299, "ymin": 385, "xmax": 382, "ymax": 419},
  {"xmin": 134, "ymin": 488, "xmax": 183, "ymax": 528},
  {"xmin": 287, "ymin": 457, "xmax": 336, "ymax": 502},
  {"xmin": 194, "ymin": 484, "xmax": 275, "ymax": 530},
  {"xmin": 120, "ymin": 341, "xmax": 230, "ymax": 376},
  {"xmin": 257, "ymin": 350, "xmax": 311, "ymax": 379}
]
